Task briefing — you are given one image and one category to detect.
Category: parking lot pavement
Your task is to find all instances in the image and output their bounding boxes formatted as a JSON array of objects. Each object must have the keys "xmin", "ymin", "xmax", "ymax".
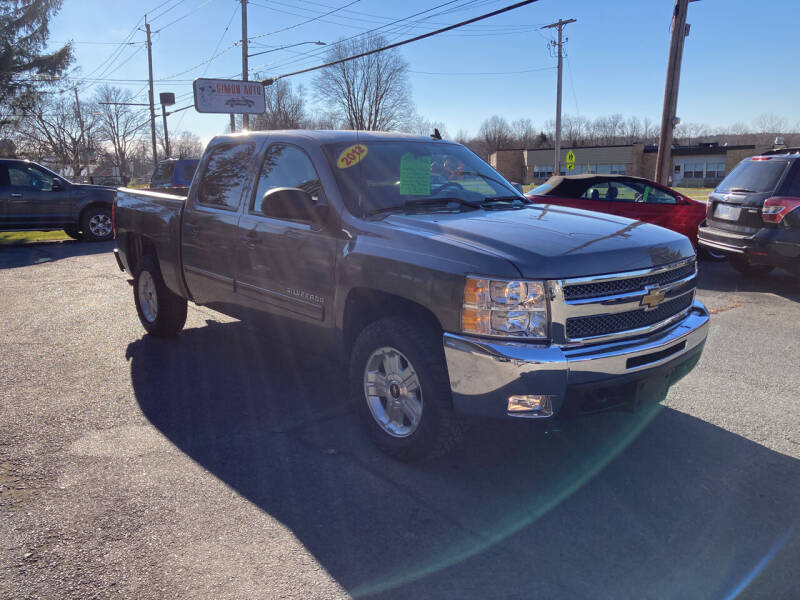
[{"xmin": 1, "ymin": 241, "xmax": 798, "ymax": 600}]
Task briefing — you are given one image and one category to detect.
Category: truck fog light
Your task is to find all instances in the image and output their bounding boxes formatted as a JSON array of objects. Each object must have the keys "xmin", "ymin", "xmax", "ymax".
[{"xmin": 507, "ymin": 394, "xmax": 553, "ymax": 416}]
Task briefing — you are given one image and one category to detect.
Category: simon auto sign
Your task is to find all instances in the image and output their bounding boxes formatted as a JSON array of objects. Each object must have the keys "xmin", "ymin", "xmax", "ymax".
[{"xmin": 193, "ymin": 78, "xmax": 266, "ymax": 114}]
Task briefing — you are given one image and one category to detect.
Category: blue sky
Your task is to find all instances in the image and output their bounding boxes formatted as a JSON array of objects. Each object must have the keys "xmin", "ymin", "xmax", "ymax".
[{"xmin": 47, "ymin": 0, "xmax": 799, "ymax": 143}]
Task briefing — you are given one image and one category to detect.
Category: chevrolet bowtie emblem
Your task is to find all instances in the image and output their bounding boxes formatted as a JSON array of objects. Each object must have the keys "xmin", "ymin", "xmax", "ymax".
[{"xmin": 640, "ymin": 285, "xmax": 666, "ymax": 310}]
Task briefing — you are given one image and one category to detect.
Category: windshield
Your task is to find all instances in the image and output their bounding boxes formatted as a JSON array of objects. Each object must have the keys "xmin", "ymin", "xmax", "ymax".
[
  {"xmin": 715, "ymin": 159, "xmax": 788, "ymax": 194},
  {"xmin": 323, "ymin": 140, "xmax": 525, "ymax": 216}
]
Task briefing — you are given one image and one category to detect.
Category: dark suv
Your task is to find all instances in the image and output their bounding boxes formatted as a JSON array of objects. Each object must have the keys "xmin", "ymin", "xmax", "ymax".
[{"xmin": 699, "ymin": 149, "xmax": 800, "ymax": 276}]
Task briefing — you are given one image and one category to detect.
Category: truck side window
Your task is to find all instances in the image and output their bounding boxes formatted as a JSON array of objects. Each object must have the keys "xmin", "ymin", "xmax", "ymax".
[
  {"xmin": 196, "ymin": 143, "xmax": 255, "ymax": 210},
  {"xmin": 250, "ymin": 144, "xmax": 324, "ymax": 218}
]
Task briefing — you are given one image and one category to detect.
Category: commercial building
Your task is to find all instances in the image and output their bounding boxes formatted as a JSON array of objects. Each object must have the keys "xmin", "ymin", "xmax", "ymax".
[{"xmin": 490, "ymin": 142, "xmax": 765, "ymax": 187}]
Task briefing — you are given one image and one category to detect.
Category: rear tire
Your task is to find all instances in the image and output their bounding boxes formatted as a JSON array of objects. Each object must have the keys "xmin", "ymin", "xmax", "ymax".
[
  {"xmin": 133, "ymin": 255, "xmax": 187, "ymax": 337},
  {"xmin": 79, "ymin": 206, "xmax": 113, "ymax": 241},
  {"xmin": 350, "ymin": 317, "xmax": 467, "ymax": 462},
  {"xmin": 730, "ymin": 255, "xmax": 774, "ymax": 277}
]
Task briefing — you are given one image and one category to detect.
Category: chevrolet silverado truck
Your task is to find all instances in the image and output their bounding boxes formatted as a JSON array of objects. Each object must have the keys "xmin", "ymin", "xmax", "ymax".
[
  {"xmin": 0, "ymin": 158, "xmax": 116, "ymax": 241},
  {"xmin": 113, "ymin": 131, "xmax": 709, "ymax": 461}
]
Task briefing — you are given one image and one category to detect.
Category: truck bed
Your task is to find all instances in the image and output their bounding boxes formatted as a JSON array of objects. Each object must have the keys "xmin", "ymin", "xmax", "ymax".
[{"xmin": 115, "ymin": 188, "xmax": 188, "ymax": 299}]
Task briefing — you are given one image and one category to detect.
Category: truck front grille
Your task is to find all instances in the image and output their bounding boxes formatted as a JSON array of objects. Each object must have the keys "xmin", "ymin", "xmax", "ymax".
[
  {"xmin": 563, "ymin": 261, "xmax": 696, "ymax": 301},
  {"xmin": 550, "ymin": 258, "xmax": 697, "ymax": 345},
  {"xmin": 565, "ymin": 293, "xmax": 693, "ymax": 339}
]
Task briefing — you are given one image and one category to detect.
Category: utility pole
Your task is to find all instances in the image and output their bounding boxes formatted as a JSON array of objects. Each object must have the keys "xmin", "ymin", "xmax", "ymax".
[
  {"xmin": 542, "ymin": 18, "xmax": 576, "ymax": 177},
  {"xmin": 230, "ymin": 114, "xmax": 236, "ymax": 133},
  {"xmin": 73, "ymin": 87, "xmax": 86, "ymax": 177},
  {"xmin": 655, "ymin": 0, "xmax": 691, "ymax": 185},
  {"xmin": 241, "ymin": 0, "xmax": 249, "ymax": 131},
  {"xmin": 144, "ymin": 19, "xmax": 158, "ymax": 166}
]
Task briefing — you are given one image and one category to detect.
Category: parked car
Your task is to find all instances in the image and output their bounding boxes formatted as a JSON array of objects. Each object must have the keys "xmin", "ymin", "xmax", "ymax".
[
  {"xmin": 114, "ymin": 131, "xmax": 709, "ymax": 461},
  {"xmin": 149, "ymin": 158, "xmax": 199, "ymax": 196},
  {"xmin": 0, "ymin": 158, "xmax": 116, "ymax": 241},
  {"xmin": 525, "ymin": 174, "xmax": 717, "ymax": 258},
  {"xmin": 699, "ymin": 149, "xmax": 800, "ymax": 276}
]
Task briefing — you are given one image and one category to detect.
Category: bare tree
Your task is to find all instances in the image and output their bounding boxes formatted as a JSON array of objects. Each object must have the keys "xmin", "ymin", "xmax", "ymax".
[
  {"xmin": 251, "ymin": 79, "xmax": 306, "ymax": 130},
  {"xmin": 314, "ymin": 34, "xmax": 412, "ymax": 130},
  {"xmin": 399, "ymin": 113, "xmax": 448, "ymax": 138},
  {"xmin": 94, "ymin": 85, "xmax": 145, "ymax": 178},
  {"xmin": 752, "ymin": 113, "xmax": 787, "ymax": 134},
  {"xmin": 477, "ymin": 115, "xmax": 514, "ymax": 156},
  {"xmin": 512, "ymin": 118, "xmax": 537, "ymax": 148},
  {"xmin": 19, "ymin": 91, "xmax": 96, "ymax": 177},
  {"xmin": 171, "ymin": 131, "xmax": 204, "ymax": 158}
]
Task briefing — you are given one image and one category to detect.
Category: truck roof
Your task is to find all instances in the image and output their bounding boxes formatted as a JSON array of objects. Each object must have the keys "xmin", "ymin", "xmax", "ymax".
[{"xmin": 208, "ymin": 129, "xmax": 447, "ymax": 146}]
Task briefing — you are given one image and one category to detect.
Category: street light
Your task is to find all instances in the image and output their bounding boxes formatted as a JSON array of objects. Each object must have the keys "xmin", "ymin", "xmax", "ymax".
[{"xmin": 248, "ymin": 40, "xmax": 325, "ymax": 58}]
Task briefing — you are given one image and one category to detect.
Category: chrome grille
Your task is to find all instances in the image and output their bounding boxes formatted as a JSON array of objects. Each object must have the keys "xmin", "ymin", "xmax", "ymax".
[
  {"xmin": 563, "ymin": 261, "xmax": 696, "ymax": 300},
  {"xmin": 566, "ymin": 294, "xmax": 693, "ymax": 339},
  {"xmin": 549, "ymin": 258, "xmax": 697, "ymax": 345}
]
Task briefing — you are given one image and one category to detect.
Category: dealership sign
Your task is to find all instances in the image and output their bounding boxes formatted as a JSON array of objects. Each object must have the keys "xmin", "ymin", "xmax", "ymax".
[{"xmin": 193, "ymin": 78, "xmax": 266, "ymax": 114}]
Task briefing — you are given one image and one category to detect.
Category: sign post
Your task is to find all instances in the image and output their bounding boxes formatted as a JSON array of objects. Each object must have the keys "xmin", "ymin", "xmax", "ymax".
[{"xmin": 193, "ymin": 78, "xmax": 266, "ymax": 115}]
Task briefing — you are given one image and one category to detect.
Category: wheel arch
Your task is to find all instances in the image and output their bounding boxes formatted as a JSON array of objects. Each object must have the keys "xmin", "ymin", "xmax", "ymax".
[{"xmin": 342, "ymin": 288, "xmax": 444, "ymax": 354}]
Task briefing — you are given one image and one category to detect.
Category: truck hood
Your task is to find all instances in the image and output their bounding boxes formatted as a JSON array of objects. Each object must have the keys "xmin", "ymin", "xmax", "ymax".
[{"xmin": 382, "ymin": 204, "xmax": 695, "ymax": 279}]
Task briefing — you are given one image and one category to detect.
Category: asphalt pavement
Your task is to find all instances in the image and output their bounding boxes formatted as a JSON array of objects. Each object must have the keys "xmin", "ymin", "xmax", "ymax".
[{"xmin": 1, "ymin": 241, "xmax": 798, "ymax": 599}]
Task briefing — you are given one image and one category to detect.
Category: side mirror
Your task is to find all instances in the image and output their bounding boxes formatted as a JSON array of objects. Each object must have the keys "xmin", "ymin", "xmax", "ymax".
[
  {"xmin": 51, "ymin": 180, "xmax": 64, "ymax": 192},
  {"xmin": 260, "ymin": 187, "xmax": 327, "ymax": 226}
]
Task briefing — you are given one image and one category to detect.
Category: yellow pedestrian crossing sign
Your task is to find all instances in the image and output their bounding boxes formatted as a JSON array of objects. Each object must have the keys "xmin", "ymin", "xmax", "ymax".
[{"xmin": 565, "ymin": 150, "xmax": 575, "ymax": 170}]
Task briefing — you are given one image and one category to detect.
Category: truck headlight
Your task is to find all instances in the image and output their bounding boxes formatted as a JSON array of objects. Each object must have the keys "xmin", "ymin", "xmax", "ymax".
[{"xmin": 461, "ymin": 277, "xmax": 548, "ymax": 340}]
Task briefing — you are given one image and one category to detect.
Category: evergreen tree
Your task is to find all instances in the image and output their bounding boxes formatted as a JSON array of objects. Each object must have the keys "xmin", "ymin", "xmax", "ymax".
[{"xmin": 0, "ymin": 0, "xmax": 72, "ymax": 115}]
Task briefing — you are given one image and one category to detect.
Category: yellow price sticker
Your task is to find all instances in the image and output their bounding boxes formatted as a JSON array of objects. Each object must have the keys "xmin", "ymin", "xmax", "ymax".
[{"xmin": 337, "ymin": 144, "xmax": 369, "ymax": 169}]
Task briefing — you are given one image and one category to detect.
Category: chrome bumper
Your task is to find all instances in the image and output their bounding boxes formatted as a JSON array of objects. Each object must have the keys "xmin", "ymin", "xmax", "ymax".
[{"xmin": 443, "ymin": 299, "xmax": 709, "ymax": 419}]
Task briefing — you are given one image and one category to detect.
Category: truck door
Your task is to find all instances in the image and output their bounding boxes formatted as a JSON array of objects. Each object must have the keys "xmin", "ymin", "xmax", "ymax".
[
  {"xmin": 236, "ymin": 143, "xmax": 338, "ymax": 333},
  {"xmin": 182, "ymin": 141, "xmax": 256, "ymax": 306}
]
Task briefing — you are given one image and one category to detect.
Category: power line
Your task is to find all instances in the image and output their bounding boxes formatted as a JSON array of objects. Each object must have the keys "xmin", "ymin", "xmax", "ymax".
[
  {"xmin": 154, "ymin": 0, "xmax": 216, "ymax": 33},
  {"xmin": 250, "ymin": 0, "xmax": 496, "ymax": 75},
  {"xmin": 261, "ymin": 0, "xmax": 541, "ymax": 85},
  {"xmin": 246, "ymin": 0, "xmax": 361, "ymax": 41},
  {"xmin": 410, "ymin": 66, "xmax": 554, "ymax": 75}
]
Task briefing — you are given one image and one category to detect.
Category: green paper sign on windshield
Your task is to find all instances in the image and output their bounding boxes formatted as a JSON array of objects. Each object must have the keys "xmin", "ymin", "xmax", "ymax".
[{"xmin": 399, "ymin": 154, "xmax": 431, "ymax": 196}]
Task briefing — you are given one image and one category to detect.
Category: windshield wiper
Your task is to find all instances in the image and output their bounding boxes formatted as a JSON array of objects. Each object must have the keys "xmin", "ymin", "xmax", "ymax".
[
  {"xmin": 482, "ymin": 195, "xmax": 528, "ymax": 204},
  {"xmin": 368, "ymin": 197, "xmax": 481, "ymax": 216}
]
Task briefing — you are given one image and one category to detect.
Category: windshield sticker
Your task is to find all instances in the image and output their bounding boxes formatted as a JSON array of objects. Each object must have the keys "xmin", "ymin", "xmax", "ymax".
[
  {"xmin": 643, "ymin": 186, "xmax": 650, "ymax": 202},
  {"xmin": 399, "ymin": 154, "xmax": 431, "ymax": 195},
  {"xmin": 337, "ymin": 144, "xmax": 368, "ymax": 169}
]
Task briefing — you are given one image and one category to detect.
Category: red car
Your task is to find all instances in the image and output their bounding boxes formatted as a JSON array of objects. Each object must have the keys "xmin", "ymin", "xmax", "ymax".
[{"xmin": 525, "ymin": 175, "xmax": 713, "ymax": 255}]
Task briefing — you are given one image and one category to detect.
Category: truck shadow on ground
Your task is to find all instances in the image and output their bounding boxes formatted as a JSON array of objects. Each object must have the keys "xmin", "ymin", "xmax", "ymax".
[
  {"xmin": 127, "ymin": 320, "xmax": 800, "ymax": 599},
  {"xmin": 0, "ymin": 239, "xmax": 113, "ymax": 270},
  {"xmin": 696, "ymin": 259, "xmax": 800, "ymax": 303}
]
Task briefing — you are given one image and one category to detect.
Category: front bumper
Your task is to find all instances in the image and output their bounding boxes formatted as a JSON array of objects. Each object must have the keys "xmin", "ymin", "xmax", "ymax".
[
  {"xmin": 698, "ymin": 224, "xmax": 800, "ymax": 268},
  {"xmin": 443, "ymin": 299, "xmax": 709, "ymax": 419}
]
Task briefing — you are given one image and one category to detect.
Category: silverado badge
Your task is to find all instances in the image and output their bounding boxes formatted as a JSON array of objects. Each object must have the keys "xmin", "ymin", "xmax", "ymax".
[{"xmin": 640, "ymin": 285, "xmax": 667, "ymax": 310}]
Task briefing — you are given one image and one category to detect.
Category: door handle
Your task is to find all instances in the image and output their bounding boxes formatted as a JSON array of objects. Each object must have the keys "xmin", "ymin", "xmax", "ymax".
[
  {"xmin": 10, "ymin": 193, "xmax": 22, "ymax": 198},
  {"xmin": 240, "ymin": 235, "xmax": 261, "ymax": 249}
]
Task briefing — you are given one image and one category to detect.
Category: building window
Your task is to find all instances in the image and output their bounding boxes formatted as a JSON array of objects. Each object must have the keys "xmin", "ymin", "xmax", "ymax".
[
  {"xmin": 706, "ymin": 162, "xmax": 725, "ymax": 178},
  {"xmin": 533, "ymin": 165, "xmax": 553, "ymax": 179},
  {"xmin": 674, "ymin": 164, "xmax": 681, "ymax": 174},
  {"xmin": 685, "ymin": 163, "xmax": 704, "ymax": 178}
]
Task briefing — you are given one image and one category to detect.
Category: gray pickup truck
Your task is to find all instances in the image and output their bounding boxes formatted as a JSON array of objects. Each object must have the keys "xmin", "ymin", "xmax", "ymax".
[{"xmin": 113, "ymin": 131, "xmax": 709, "ymax": 460}]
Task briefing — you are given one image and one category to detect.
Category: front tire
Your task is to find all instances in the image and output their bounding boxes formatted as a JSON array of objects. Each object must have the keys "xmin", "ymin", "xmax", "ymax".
[
  {"xmin": 350, "ymin": 317, "xmax": 466, "ymax": 461},
  {"xmin": 730, "ymin": 255, "xmax": 774, "ymax": 277},
  {"xmin": 79, "ymin": 206, "xmax": 113, "ymax": 241},
  {"xmin": 133, "ymin": 256, "xmax": 187, "ymax": 337}
]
